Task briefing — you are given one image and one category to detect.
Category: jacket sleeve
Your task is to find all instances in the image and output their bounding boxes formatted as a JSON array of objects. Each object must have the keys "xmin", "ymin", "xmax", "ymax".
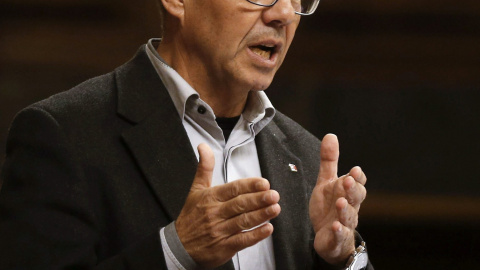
[{"xmin": 0, "ymin": 106, "xmax": 168, "ymax": 270}]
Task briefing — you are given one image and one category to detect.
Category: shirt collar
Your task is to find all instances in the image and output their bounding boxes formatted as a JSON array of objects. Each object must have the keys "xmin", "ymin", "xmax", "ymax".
[
  {"xmin": 145, "ymin": 38, "xmax": 276, "ymax": 130},
  {"xmin": 146, "ymin": 39, "xmax": 199, "ymax": 120}
]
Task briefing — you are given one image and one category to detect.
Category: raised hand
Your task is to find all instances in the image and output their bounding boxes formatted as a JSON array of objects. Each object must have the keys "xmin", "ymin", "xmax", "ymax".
[
  {"xmin": 309, "ymin": 134, "xmax": 367, "ymax": 266},
  {"xmin": 175, "ymin": 143, "xmax": 281, "ymax": 268}
]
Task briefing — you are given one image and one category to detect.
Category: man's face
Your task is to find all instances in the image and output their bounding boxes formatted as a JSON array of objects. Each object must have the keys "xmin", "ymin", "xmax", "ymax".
[{"xmin": 180, "ymin": 0, "xmax": 300, "ymax": 92}]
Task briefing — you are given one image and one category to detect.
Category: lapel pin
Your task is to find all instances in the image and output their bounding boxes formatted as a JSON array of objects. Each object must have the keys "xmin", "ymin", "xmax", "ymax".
[{"xmin": 288, "ymin": 163, "xmax": 298, "ymax": 172}]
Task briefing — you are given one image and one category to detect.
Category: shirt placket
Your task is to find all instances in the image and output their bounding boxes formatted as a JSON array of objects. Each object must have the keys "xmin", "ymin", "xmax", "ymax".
[{"xmin": 223, "ymin": 122, "xmax": 256, "ymax": 183}]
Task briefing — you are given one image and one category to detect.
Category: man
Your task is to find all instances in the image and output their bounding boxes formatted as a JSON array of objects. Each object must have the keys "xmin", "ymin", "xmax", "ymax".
[{"xmin": 0, "ymin": 0, "xmax": 372, "ymax": 268}]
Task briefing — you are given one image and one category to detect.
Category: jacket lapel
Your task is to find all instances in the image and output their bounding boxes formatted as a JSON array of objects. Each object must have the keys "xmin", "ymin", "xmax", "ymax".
[
  {"xmin": 256, "ymin": 120, "xmax": 313, "ymax": 270},
  {"xmin": 116, "ymin": 46, "xmax": 197, "ymax": 221},
  {"xmin": 115, "ymin": 46, "xmax": 236, "ymax": 270}
]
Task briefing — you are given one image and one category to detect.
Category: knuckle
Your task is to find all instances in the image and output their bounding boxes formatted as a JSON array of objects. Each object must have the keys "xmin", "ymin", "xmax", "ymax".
[
  {"xmin": 238, "ymin": 213, "xmax": 250, "ymax": 230},
  {"xmin": 229, "ymin": 183, "xmax": 240, "ymax": 198},
  {"xmin": 208, "ymin": 189, "xmax": 222, "ymax": 203},
  {"xmin": 233, "ymin": 198, "xmax": 247, "ymax": 213},
  {"xmin": 341, "ymin": 213, "xmax": 349, "ymax": 225},
  {"xmin": 201, "ymin": 189, "xmax": 215, "ymax": 203},
  {"xmin": 208, "ymin": 229, "xmax": 222, "ymax": 239},
  {"xmin": 250, "ymin": 179, "xmax": 260, "ymax": 191},
  {"xmin": 194, "ymin": 203, "xmax": 205, "ymax": 214},
  {"xmin": 347, "ymin": 195, "xmax": 355, "ymax": 205},
  {"xmin": 204, "ymin": 208, "xmax": 218, "ymax": 222},
  {"xmin": 232, "ymin": 233, "xmax": 247, "ymax": 248},
  {"xmin": 362, "ymin": 187, "xmax": 367, "ymax": 199},
  {"xmin": 347, "ymin": 213, "xmax": 353, "ymax": 224}
]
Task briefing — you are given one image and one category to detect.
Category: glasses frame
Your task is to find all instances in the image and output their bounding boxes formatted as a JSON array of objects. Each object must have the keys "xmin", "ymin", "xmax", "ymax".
[{"xmin": 245, "ymin": 0, "xmax": 320, "ymax": 15}]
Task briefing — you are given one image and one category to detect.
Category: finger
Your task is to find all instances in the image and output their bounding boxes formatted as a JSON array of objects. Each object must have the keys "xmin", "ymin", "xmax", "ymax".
[
  {"xmin": 317, "ymin": 134, "xmax": 339, "ymax": 185},
  {"xmin": 214, "ymin": 177, "xmax": 270, "ymax": 202},
  {"xmin": 225, "ymin": 223, "xmax": 274, "ymax": 252},
  {"xmin": 336, "ymin": 198, "xmax": 359, "ymax": 229},
  {"xmin": 219, "ymin": 190, "xmax": 280, "ymax": 219},
  {"xmin": 221, "ymin": 203, "xmax": 281, "ymax": 234},
  {"xmin": 349, "ymin": 166, "xmax": 367, "ymax": 185},
  {"xmin": 191, "ymin": 143, "xmax": 215, "ymax": 190},
  {"xmin": 343, "ymin": 176, "xmax": 367, "ymax": 208},
  {"xmin": 331, "ymin": 221, "xmax": 355, "ymax": 254}
]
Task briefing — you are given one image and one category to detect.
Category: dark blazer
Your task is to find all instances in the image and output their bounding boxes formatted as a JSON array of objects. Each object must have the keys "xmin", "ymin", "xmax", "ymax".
[{"xmin": 0, "ymin": 45, "xmax": 372, "ymax": 270}]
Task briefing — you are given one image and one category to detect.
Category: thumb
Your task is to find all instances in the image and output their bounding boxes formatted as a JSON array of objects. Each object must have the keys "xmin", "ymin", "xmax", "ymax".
[
  {"xmin": 317, "ymin": 133, "xmax": 339, "ymax": 185},
  {"xmin": 191, "ymin": 143, "xmax": 215, "ymax": 190}
]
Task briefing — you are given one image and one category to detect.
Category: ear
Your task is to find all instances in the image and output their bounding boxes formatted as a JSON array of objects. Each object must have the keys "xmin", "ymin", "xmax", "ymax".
[{"xmin": 161, "ymin": 0, "xmax": 185, "ymax": 22}]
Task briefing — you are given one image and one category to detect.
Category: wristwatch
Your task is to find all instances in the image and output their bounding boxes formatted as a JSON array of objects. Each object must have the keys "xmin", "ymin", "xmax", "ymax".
[{"xmin": 344, "ymin": 241, "xmax": 368, "ymax": 270}]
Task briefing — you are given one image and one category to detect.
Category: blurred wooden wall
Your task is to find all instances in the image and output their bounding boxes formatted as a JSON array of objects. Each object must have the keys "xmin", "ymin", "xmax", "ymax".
[{"xmin": 1, "ymin": 0, "xmax": 480, "ymax": 269}]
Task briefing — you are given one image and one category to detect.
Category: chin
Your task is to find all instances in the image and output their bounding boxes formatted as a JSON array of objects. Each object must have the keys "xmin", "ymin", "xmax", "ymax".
[
  {"xmin": 250, "ymin": 83, "xmax": 271, "ymax": 91},
  {"xmin": 248, "ymin": 75, "xmax": 275, "ymax": 91}
]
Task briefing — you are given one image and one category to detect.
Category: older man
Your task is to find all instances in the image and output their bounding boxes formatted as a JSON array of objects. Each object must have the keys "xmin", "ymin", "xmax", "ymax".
[{"xmin": 0, "ymin": 0, "xmax": 372, "ymax": 269}]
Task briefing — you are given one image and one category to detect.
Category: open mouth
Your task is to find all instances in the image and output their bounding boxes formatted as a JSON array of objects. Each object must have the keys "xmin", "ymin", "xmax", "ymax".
[{"xmin": 249, "ymin": 44, "xmax": 276, "ymax": 60}]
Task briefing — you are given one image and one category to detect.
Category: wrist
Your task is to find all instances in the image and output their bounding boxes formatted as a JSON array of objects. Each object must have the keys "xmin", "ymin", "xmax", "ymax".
[
  {"xmin": 164, "ymin": 221, "xmax": 199, "ymax": 270},
  {"xmin": 343, "ymin": 241, "xmax": 368, "ymax": 270}
]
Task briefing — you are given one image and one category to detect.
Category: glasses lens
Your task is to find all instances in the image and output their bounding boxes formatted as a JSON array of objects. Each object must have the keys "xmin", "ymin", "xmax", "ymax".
[
  {"xmin": 246, "ymin": 0, "xmax": 319, "ymax": 15},
  {"xmin": 298, "ymin": 0, "xmax": 319, "ymax": 15},
  {"xmin": 250, "ymin": 0, "xmax": 276, "ymax": 5}
]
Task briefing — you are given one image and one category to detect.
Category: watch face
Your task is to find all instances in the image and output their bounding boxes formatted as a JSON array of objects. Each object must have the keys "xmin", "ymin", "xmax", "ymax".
[{"xmin": 352, "ymin": 252, "xmax": 369, "ymax": 270}]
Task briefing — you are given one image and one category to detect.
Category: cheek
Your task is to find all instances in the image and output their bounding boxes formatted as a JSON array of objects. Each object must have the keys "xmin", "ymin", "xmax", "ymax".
[
  {"xmin": 277, "ymin": 23, "xmax": 299, "ymax": 63},
  {"xmin": 286, "ymin": 22, "xmax": 300, "ymax": 47},
  {"xmin": 218, "ymin": 17, "xmax": 250, "ymax": 46}
]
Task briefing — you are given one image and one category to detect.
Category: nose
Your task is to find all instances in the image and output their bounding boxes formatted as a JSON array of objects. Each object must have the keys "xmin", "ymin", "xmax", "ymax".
[{"xmin": 262, "ymin": 0, "xmax": 298, "ymax": 27}]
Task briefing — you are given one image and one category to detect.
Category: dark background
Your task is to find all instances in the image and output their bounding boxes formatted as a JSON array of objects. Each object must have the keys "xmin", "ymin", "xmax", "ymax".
[{"xmin": 1, "ymin": 0, "xmax": 479, "ymax": 268}]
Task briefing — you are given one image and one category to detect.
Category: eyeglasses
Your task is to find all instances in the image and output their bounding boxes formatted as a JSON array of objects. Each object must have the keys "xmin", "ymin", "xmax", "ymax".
[{"xmin": 246, "ymin": 0, "xmax": 320, "ymax": 15}]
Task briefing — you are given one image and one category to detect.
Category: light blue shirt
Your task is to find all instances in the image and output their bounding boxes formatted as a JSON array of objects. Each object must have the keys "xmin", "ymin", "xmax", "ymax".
[{"xmin": 146, "ymin": 39, "xmax": 277, "ymax": 270}]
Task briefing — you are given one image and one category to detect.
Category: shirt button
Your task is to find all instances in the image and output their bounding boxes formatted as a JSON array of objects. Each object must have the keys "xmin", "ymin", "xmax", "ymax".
[{"xmin": 197, "ymin": 105, "xmax": 206, "ymax": 114}]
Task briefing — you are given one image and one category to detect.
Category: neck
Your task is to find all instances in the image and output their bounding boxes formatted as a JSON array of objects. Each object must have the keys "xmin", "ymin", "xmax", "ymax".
[{"xmin": 157, "ymin": 35, "xmax": 249, "ymax": 118}]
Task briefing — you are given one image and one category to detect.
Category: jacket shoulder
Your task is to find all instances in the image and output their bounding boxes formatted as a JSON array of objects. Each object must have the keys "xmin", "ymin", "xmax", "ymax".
[{"xmin": 30, "ymin": 72, "xmax": 116, "ymax": 119}]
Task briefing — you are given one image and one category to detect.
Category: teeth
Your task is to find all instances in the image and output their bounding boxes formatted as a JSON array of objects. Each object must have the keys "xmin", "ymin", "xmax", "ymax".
[{"xmin": 251, "ymin": 47, "xmax": 271, "ymax": 60}]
